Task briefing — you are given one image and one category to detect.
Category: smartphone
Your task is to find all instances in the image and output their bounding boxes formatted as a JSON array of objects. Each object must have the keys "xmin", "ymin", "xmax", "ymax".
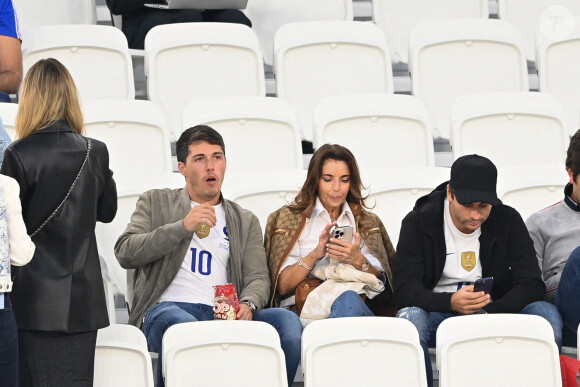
[
  {"xmin": 330, "ymin": 225, "xmax": 354, "ymax": 243},
  {"xmin": 473, "ymin": 277, "xmax": 494, "ymax": 294}
]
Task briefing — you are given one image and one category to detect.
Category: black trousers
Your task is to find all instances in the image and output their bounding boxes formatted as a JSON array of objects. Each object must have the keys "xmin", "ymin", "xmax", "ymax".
[
  {"xmin": 18, "ymin": 330, "xmax": 98, "ymax": 387},
  {"xmin": 122, "ymin": 9, "xmax": 252, "ymax": 49}
]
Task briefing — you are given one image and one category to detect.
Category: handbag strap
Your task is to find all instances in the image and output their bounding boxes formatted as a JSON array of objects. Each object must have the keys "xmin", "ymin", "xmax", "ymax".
[{"xmin": 30, "ymin": 138, "xmax": 91, "ymax": 238}]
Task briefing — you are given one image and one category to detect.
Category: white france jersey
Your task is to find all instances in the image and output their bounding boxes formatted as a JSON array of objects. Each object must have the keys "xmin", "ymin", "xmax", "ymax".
[
  {"xmin": 433, "ymin": 198, "xmax": 482, "ymax": 293},
  {"xmin": 159, "ymin": 201, "xmax": 230, "ymax": 306}
]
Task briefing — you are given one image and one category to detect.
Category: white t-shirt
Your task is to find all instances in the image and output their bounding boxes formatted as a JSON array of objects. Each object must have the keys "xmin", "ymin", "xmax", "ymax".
[
  {"xmin": 159, "ymin": 201, "xmax": 230, "ymax": 306},
  {"xmin": 434, "ymin": 199, "xmax": 483, "ymax": 293}
]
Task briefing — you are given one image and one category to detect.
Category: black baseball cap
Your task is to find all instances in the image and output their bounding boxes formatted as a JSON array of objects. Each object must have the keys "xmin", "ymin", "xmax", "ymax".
[{"xmin": 449, "ymin": 154, "xmax": 499, "ymax": 205}]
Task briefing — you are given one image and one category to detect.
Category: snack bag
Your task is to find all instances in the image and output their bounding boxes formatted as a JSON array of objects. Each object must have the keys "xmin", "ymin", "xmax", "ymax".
[{"xmin": 214, "ymin": 283, "xmax": 240, "ymax": 320}]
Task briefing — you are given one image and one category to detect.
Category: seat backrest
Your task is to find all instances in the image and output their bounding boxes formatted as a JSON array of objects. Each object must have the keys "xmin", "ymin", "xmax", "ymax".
[
  {"xmin": 497, "ymin": 164, "xmax": 568, "ymax": 221},
  {"xmin": 162, "ymin": 320, "xmax": 287, "ymax": 387},
  {"xmin": 313, "ymin": 94, "xmax": 435, "ymax": 169},
  {"xmin": 243, "ymin": 0, "xmax": 353, "ymax": 65},
  {"xmin": 436, "ymin": 314, "xmax": 561, "ymax": 387},
  {"xmin": 372, "ymin": 0, "xmax": 488, "ymax": 64},
  {"xmin": 83, "ymin": 99, "xmax": 173, "ymax": 184},
  {"xmin": 498, "ymin": 0, "xmax": 580, "ymax": 62},
  {"xmin": 145, "ymin": 22, "xmax": 265, "ymax": 140},
  {"xmin": 221, "ymin": 168, "xmax": 307, "ymax": 232},
  {"xmin": 94, "ymin": 324, "xmax": 154, "ymax": 387},
  {"xmin": 21, "ymin": 25, "xmax": 134, "ymax": 101},
  {"xmin": 275, "ymin": 21, "xmax": 393, "ymax": 142},
  {"xmin": 0, "ymin": 102, "xmax": 18, "ymax": 139},
  {"xmin": 13, "ymin": 0, "xmax": 96, "ymax": 30},
  {"xmin": 181, "ymin": 96, "xmax": 302, "ymax": 171},
  {"xmin": 409, "ymin": 19, "xmax": 528, "ymax": 140},
  {"xmin": 301, "ymin": 317, "xmax": 427, "ymax": 387},
  {"xmin": 451, "ymin": 92, "xmax": 569, "ymax": 168},
  {"xmin": 363, "ymin": 167, "xmax": 451, "ymax": 246},
  {"xmin": 536, "ymin": 17, "xmax": 580, "ymax": 136}
]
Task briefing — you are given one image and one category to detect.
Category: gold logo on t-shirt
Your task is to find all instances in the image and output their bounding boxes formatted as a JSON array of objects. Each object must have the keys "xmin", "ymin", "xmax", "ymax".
[{"xmin": 461, "ymin": 251, "xmax": 476, "ymax": 272}]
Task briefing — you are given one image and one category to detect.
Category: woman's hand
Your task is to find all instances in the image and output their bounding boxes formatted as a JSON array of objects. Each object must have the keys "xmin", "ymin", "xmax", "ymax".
[
  {"xmin": 311, "ymin": 221, "xmax": 336, "ymax": 261},
  {"xmin": 326, "ymin": 232, "xmax": 366, "ymax": 269}
]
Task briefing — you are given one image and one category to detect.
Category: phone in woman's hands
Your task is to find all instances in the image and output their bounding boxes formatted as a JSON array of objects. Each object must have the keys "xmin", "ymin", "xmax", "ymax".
[{"xmin": 329, "ymin": 225, "xmax": 354, "ymax": 264}]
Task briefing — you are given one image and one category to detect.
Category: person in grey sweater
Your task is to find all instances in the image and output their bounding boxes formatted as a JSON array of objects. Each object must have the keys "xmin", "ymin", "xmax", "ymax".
[{"xmin": 526, "ymin": 129, "xmax": 580, "ymax": 347}]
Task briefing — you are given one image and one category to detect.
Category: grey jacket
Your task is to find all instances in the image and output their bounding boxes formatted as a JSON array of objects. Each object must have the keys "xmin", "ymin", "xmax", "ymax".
[{"xmin": 114, "ymin": 187, "xmax": 270, "ymax": 327}]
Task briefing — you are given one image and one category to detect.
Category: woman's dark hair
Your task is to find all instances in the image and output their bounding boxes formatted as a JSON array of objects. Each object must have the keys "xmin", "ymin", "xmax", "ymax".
[{"xmin": 289, "ymin": 144, "xmax": 368, "ymax": 213}]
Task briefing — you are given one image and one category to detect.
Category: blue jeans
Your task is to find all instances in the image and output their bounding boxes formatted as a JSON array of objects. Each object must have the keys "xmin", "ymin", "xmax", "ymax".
[
  {"xmin": 142, "ymin": 301, "xmax": 302, "ymax": 387},
  {"xmin": 396, "ymin": 301, "xmax": 562, "ymax": 387},
  {"xmin": 556, "ymin": 245, "xmax": 580, "ymax": 347},
  {"xmin": 0, "ymin": 294, "xmax": 18, "ymax": 387},
  {"xmin": 328, "ymin": 290, "xmax": 374, "ymax": 318}
]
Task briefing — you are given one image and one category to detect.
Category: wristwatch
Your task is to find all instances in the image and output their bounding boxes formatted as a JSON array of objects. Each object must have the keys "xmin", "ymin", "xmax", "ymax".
[
  {"xmin": 360, "ymin": 260, "xmax": 370, "ymax": 272},
  {"xmin": 243, "ymin": 301, "xmax": 257, "ymax": 314}
]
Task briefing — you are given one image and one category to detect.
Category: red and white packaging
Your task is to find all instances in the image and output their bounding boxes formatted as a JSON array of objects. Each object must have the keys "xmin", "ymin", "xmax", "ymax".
[{"xmin": 213, "ymin": 283, "xmax": 240, "ymax": 320}]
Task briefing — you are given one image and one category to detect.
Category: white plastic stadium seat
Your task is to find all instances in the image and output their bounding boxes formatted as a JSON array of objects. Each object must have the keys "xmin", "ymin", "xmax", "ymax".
[
  {"xmin": 182, "ymin": 96, "xmax": 302, "ymax": 172},
  {"xmin": 0, "ymin": 102, "xmax": 18, "ymax": 139},
  {"xmin": 83, "ymin": 99, "xmax": 173, "ymax": 185},
  {"xmin": 537, "ymin": 17, "xmax": 580, "ymax": 136},
  {"xmin": 313, "ymin": 94, "xmax": 435, "ymax": 170},
  {"xmin": 301, "ymin": 317, "xmax": 427, "ymax": 387},
  {"xmin": 94, "ymin": 324, "xmax": 154, "ymax": 387},
  {"xmin": 162, "ymin": 321, "xmax": 287, "ymax": 387},
  {"xmin": 13, "ymin": 0, "xmax": 96, "ymax": 30},
  {"xmin": 222, "ymin": 168, "xmax": 307, "ymax": 231},
  {"xmin": 243, "ymin": 0, "xmax": 353, "ymax": 66},
  {"xmin": 409, "ymin": 19, "xmax": 528, "ymax": 140},
  {"xmin": 21, "ymin": 25, "xmax": 134, "ymax": 101},
  {"xmin": 498, "ymin": 164, "xmax": 568, "ymax": 222},
  {"xmin": 450, "ymin": 92, "xmax": 569, "ymax": 168},
  {"xmin": 371, "ymin": 0, "xmax": 488, "ymax": 64},
  {"xmin": 275, "ymin": 21, "xmax": 393, "ymax": 142},
  {"xmin": 145, "ymin": 23, "xmax": 266, "ymax": 140},
  {"xmin": 498, "ymin": 0, "xmax": 580, "ymax": 62},
  {"xmin": 363, "ymin": 167, "xmax": 451, "ymax": 246},
  {"xmin": 437, "ymin": 314, "xmax": 561, "ymax": 387}
]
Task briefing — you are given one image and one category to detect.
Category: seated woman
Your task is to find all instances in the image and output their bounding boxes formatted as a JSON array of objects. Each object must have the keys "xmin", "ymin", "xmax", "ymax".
[{"xmin": 265, "ymin": 144, "xmax": 395, "ymax": 321}]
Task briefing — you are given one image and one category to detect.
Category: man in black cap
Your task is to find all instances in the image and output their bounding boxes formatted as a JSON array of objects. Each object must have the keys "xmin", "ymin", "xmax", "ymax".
[{"xmin": 393, "ymin": 154, "xmax": 562, "ymax": 387}]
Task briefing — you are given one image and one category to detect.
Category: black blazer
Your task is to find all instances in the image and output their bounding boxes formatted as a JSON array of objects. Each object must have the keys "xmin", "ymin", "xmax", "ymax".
[{"xmin": 1, "ymin": 121, "xmax": 117, "ymax": 333}]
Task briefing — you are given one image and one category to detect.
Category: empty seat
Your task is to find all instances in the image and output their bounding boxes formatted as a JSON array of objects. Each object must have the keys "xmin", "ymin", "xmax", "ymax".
[
  {"xmin": 497, "ymin": 164, "xmax": 568, "ymax": 221},
  {"xmin": 221, "ymin": 168, "xmax": 307, "ymax": 231},
  {"xmin": 537, "ymin": 17, "xmax": 580, "ymax": 136},
  {"xmin": 182, "ymin": 96, "xmax": 302, "ymax": 172},
  {"xmin": 301, "ymin": 317, "xmax": 427, "ymax": 387},
  {"xmin": 0, "ymin": 102, "xmax": 18, "ymax": 139},
  {"xmin": 21, "ymin": 25, "xmax": 134, "ymax": 101},
  {"xmin": 83, "ymin": 99, "xmax": 173, "ymax": 185},
  {"xmin": 363, "ymin": 167, "xmax": 451, "ymax": 246},
  {"xmin": 409, "ymin": 19, "xmax": 528, "ymax": 139},
  {"xmin": 313, "ymin": 94, "xmax": 435, "ymax": 169},
  {"xmin": 371, "ymin": 0, "xmax": 488, "ymax": 64},
  {"xmin": 436, "ymin": 314, "xmax": 561, "ymax": 387},
  {"xmin": 145, "ymin": 23, "xmax": 266, "ymax": 140},
  {"xmin": 162, "ymin": 320, "xmax": 287, "ymax": 387},
  {"xmin": 94, "ymin": 324, "xmax": 154, "ymax": 387},
  {"xmin": 275, "ymin": 21, "xmax": 393, "ymax": 142},
  {"xmin": 498, "ymin": 0, "xmax": 580, "ymax": 62},
  {"xmin": 243, "ymin": 0, "xmax": 353, "ymax": 66},
  {"xmin": 13, "ymin": 0, "xmax": 96, "ymax": 30},
  {"xmin": 450, "ymin": 92, "xmax": 569, "ymax": 168}
]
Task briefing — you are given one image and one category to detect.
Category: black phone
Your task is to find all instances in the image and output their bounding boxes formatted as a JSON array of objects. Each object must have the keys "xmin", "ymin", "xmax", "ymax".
[{"xmin": 473, "ymin": 277, "xmax": 494, "ymax": 294}]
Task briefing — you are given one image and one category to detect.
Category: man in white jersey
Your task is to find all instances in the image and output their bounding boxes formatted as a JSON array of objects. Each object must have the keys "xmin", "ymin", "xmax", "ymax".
[
  {"xmin": 392, "ymin": 154, "xmax": 561, "ymax": 387},
  {"xmin": 115, "ymin": 125, "xmax": 302, "ymax": 387}
]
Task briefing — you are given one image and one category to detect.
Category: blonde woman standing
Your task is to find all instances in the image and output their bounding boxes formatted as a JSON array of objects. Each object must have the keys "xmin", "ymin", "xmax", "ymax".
[{"xmin": 0, "ymin": 58, "xmax": 117, "ymax": 386}]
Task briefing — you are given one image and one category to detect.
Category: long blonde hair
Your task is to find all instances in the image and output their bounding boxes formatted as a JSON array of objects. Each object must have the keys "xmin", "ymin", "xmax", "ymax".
[{"xmin": 16, "ymin": 58, "xmax": 84, "ymax": 139}]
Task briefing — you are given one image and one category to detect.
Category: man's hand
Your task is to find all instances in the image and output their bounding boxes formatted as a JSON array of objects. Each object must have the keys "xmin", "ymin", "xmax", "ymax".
[
  {"xmin": 236, "ymin": 303, "xmax": 253, "ymax": 320},
  {"xmin": 182, "ymin": 204, "xmax": 217, "ymax": 233},
  {"xmin": 450, "ymin": 285, "xmax": 490, "ymax": 314}
]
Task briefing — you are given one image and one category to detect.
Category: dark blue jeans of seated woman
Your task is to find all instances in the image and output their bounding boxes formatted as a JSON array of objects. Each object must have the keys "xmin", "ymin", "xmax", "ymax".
[
  {"xmin": 0, "ymin": 294, "xmax": 18, "ymax": 387},
  {"xmin": 327, "ymin": 290, "xmax": 374, "ymax": 318}
]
